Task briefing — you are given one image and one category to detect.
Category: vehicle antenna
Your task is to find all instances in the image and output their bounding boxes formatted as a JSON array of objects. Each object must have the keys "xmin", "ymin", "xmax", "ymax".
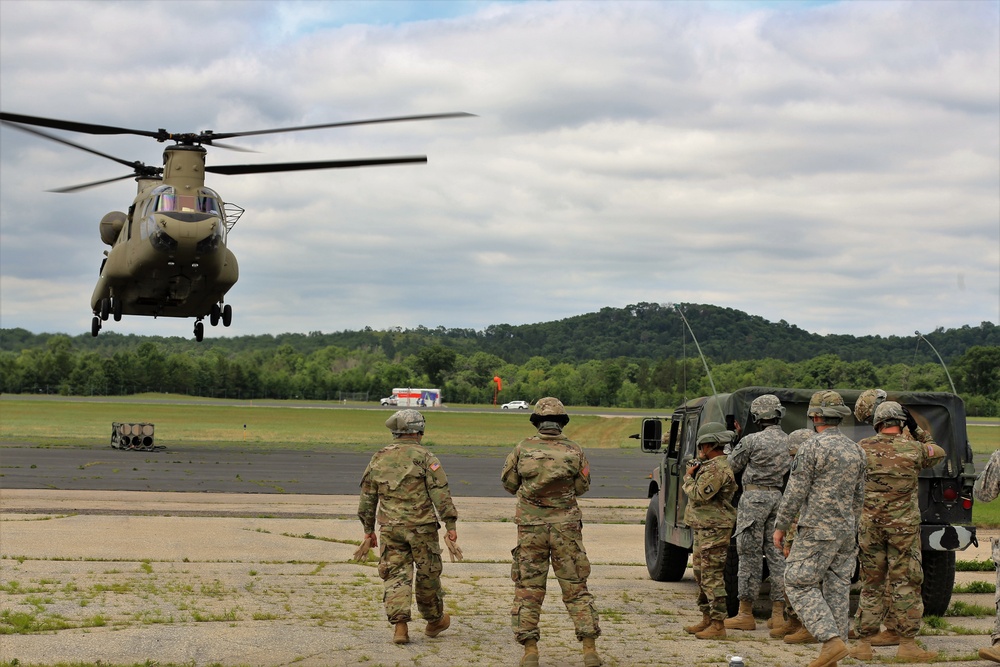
[
  {"xmin": 914, "ymin": 330, "xmax": 958, "ymax": 395},
  {"xmin": 671, "ymin": 304, "xmax": 724, "ymax": 419}
]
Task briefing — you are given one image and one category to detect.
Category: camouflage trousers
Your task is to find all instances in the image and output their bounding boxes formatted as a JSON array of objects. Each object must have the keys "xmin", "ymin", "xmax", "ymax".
[
  {"xmin": 855, "ymin": 522, "xmax": 924, "ymax": 638},
  {"xmin": 734, "ymin": 489, "xmax": 785, "ymax": 602},
  {"xmin": 692, "ymin": 526, "xmax": 731, "ymax": 621},
  {"xmin": 510, "ymin": 521, "xmax": 600, "ymax": 644},
  {"xmin": 377, "ymin": 523, "xmax": 444, "ymax": 624},
  {"xmin": 993, "ymin": 538, "xmax": 1000, "ymax": 644},
  {"xmin": 784, "ymin": 528, "xmax": 856, "ymax": 643}
]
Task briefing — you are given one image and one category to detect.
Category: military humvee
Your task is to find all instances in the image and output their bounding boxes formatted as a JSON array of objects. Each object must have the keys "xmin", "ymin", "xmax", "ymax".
[{"xmin": 638, "ymin": 386, "xmax": 977, "ymax": 617}]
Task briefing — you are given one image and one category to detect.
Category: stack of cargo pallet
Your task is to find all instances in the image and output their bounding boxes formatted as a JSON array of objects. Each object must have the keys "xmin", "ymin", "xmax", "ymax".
[{"xmin": 110, "ymin": 422, "xmax": 160, "ymax": 451}]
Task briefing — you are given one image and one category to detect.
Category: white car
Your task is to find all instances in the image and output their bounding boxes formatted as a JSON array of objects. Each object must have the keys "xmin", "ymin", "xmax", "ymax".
[
  {"xmin": 501, "ymin": 400, "xmax": 530, "ymax": 410},
  {"xmin": 380, "ymin": 396, "xmax": 398, "ymax": 406}
]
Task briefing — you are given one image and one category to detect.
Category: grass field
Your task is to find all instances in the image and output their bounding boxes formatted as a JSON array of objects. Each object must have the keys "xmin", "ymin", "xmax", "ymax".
[{"xmin": 0, "ymin": 396, "xmax": 644, "ymax": 450}]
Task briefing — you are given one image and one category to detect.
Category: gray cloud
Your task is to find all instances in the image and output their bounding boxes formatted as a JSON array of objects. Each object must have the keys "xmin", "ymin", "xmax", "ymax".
[{"xmin": 1, "ymin": 0, "xmax": 996, "ymax": 340}]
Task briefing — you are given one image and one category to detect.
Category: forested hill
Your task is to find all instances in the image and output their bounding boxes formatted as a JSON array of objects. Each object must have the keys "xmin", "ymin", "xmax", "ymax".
[{"xmin": 1, "ymin": 302, "xmax": 997, "ymax": 365}]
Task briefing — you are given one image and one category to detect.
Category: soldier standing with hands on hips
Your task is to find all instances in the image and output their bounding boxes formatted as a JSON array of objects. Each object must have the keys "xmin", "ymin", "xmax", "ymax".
[
  {"xmin": 773, "ymin": 390, "xmax": 866, "ymax": 667},
  {"xmin": 502, "ymin": 397, "xmax": 602, "ymax": 667},
  {"xmin": 357, "ymin": 409, "xmax": 458, "ymax": 645},
  {"xmin": 682, "ymin": 422, "xmax": 739, "ymax": 640},
  {"xmin": 975, "ymin": 448, "xmax": 1000, "ymax": 663}
]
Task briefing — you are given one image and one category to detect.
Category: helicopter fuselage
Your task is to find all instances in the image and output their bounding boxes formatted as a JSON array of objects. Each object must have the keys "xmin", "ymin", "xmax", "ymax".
[{"xmin": 90, "ymin": 146, "xmax": 240, "ymax": 327}]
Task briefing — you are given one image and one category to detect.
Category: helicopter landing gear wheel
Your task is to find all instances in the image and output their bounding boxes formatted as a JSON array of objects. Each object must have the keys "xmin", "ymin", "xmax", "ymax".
[
  {"xmin": 99, "ymin": 298, "xmax": 110, "ymax": 321},
  {"xmin": 222, "ymin": 304, "xmax": 233, "ymax": 327},
  {"xmin": 210, "ymin": 303, "xmax": 221, "ymax": 327},
  {"xmin": 91, "ymin": 316, "xmax": 101, "ymax": 337},
  {"xmin": 194, "ymin": 320, "xmax": 204, "ymax": 342},
  {"xmin": 112, "ymin": 297, "xmax": 123, "ymax": 321}
]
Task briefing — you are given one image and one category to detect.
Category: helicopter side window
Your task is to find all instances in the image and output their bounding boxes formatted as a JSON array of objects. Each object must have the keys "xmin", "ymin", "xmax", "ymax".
[{"xmin": 197, "ymin": 194, "xmax": 220, "ymax": 215}]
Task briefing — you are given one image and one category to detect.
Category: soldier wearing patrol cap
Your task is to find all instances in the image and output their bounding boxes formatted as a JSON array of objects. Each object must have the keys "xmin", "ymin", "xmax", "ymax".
[
  {"xmin": 358, "ymin": 409, "xmax": 459, "ymax": 645},
  {"xmin": 849, "ymin": 401, "xmax": 945, "ymax": 663},
  {"xmin": 502, "ymin": 397, "xmax": 602, "ymax": 667},
  {"xmin": 725, "ymin": 394, "xmax": 792, "ymax": 633},
  {"xmin": 774, "ymin": 390, "xmax": 866, "ymax": 667},
  {"xmin": 683, "ymin": 422, "xmax": 739, "ymax": 640}
]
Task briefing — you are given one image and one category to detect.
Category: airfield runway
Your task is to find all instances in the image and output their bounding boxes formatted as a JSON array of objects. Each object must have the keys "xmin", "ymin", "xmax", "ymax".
[{"xmin": 2, "ymin": 442, "xmax": 999, "ymax": 667}]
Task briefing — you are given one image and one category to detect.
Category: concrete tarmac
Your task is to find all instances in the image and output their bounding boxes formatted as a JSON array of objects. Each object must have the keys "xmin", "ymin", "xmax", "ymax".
[{"xmin": 2, "ymin": 489, "xmax": 998, "ymax": 667}]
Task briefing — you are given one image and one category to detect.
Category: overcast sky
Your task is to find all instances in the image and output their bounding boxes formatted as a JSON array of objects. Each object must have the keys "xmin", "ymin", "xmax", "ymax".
[{"xmin": 1, "ymin": 0, "xmax": 997, "ymax": 342}]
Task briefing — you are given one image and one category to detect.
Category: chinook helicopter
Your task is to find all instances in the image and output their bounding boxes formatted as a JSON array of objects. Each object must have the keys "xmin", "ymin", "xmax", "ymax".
[{"xmin": 0, "ymin": 110, "xmax": 471, "ymax": 340}]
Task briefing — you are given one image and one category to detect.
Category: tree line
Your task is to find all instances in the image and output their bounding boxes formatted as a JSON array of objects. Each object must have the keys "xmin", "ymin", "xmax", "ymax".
[{"xmin": 2, "ymin": 303, "xmax": 997, "ymax": 416}]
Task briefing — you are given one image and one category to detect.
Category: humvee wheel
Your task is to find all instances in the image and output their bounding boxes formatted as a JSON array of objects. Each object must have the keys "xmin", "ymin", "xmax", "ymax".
[
  {"xmin": 644, "ymin": 496, "xmax": 689, "ymax": 582},
  {"xmin": 921, "ymin": 550, "xmax": 955, "ymax": 617}
]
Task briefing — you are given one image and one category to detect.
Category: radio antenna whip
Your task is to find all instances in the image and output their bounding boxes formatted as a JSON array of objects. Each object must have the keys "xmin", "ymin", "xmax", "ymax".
[
  {"xmin": 915, "ymin": 330, "xmax": 957, "ymax": 394},
  {"xmin": 671, "ymin": 304, "xmax": 724, "ymax": 417}
]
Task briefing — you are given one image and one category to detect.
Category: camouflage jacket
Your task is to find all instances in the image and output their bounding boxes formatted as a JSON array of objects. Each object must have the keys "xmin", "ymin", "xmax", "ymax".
[
  {"xmin": 974, "ymin": 449, "xmax": 1000, "ymax": 503},
  {"xmin": 358, "ymin": 441, "xmax": 458, "ymax": 533},
  {"xmin": 728, "ymin": 424, "xmax": 792, "ymax": 488},
  {"xmin": 775, "ymin": 426, "xmax": 865, "ymax": 538},
  {"xmin": 859, "ymin": 431, "xmax": 945, "ymax": 529},
  {"xmin": 501, "ymin": 432, "xmax": 591, "ymax": 525},
  {"xmin": 682, "ymin": 456, "xmax": 737, "ymax": 529}
]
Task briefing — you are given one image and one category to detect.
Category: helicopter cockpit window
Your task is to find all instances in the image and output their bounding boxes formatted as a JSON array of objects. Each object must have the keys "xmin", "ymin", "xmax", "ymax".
[{"xmin": 152, "ymin": 187, "xmax": 221, "ymax": 215}]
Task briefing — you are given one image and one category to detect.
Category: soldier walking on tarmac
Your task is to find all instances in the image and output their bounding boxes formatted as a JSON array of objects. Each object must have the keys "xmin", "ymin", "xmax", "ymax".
[
  {"xmin": 975, "ymin": 448, "xmax": 1000, "ymax": 663},
  {"xmin": 725, "ymin": 394, "xmax": 792, "ymax": 633},
  {"xmin": 848, "ymin": 401, "xmax": 945, "ymax": 662},
  {"xmin": 774, "ymin": 390, "xmax": 866, "ymax": 667},
  {"xmin": 682, "ymin": 422, "xmax": 739, "ymax": 640},
  {"xmin": 502, "ymin": 397, "xmax": 602, "ymax": 667},
  {"xmin": 357, "ymin": 409, "xmax": 458, "ymax": 645}
]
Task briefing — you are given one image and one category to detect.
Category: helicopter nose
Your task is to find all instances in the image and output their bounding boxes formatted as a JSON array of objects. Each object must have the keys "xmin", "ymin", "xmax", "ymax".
[{"xmin": 152, "ymin": 214, "xmax": 222, "ymax": 253}]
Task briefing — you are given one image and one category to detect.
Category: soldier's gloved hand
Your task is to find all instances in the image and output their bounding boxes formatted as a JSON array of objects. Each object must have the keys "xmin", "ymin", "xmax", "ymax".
[
  {"xmin": 352, "ymin": 533, "xmax": 376, "ymax": 562},
  {"xmin": 444, "ymin": 530, "xmax": 463, "ymax": 562}
]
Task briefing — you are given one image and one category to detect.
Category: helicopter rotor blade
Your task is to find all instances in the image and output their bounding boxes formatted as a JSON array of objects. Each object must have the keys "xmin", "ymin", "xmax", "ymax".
[
  {"xmin": 0, "ymin": 111, "xmax": 163, "ymax": 139},
  {"xmin": 206, "ymin": 155, "xmax": 428, "ymax": 175},
  {"xmin": 2, "ymin": 122, "xmax": 150, "ymax": 171},
  {"xmin": 48, "ymin": 173, "xmax": 145, "ymax": 194},
  {"xmin": 206, "ymin": 112, "xmax": 476, "ymax": 141}
]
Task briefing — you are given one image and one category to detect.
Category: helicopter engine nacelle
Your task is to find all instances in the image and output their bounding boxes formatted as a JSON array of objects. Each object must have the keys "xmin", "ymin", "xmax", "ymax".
[{"xmin": 99, "ymin": 211, "xmax": 127, "ymax": 246}]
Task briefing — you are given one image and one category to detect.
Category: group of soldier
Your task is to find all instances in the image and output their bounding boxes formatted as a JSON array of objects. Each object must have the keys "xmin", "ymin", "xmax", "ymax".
[
  {"xmin": 357, "ymin": 398, "xmax": 602, "ymax": 667},
  {"xmin": 355, "ymin": 391, "xmax": 998, "ymax": 667},
  {"xmin": 680, "ymin": 387, "xmax": 998, "ymax": 667}
]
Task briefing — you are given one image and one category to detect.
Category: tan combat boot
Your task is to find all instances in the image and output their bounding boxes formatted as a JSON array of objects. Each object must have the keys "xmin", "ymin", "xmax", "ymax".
[
  {"xmin": 779, "ymin": 615, "xmax": 802, "ymax": 638},
  {"xmin": 869, "ymin": 628, "xmax": 901, "ymax": 646},
  {"xmin": 766, "ymin": 600, "xmax": 785, "ymax": 629},
  {"xmin": 520, "ymin": 639, "xmax": 539, "ymax": 667},
  {"xmin": 684, "ymin": 613, "xmax": 711, "ymax": 634},
  {"xmin": 848, "ymin": 639, "xmax": 873, "ymax": 660},
  {"xmin": 784, "ymin": 620, "xmax": 818, "ymax": 644},
  {"xmin": 582, "ymin": 637, "xmax": 602, "ymax": 667},
  {"xmin": 980, "ymin": 642, "xmax": 1000, "ymax": 663},
  {"xmin": 424, "ymin": 612, "xmax": 450, "ymax": 637},
  {"xmin": 895, "ymin": 636, "xmax": 937, "ymax": 662},
  {"xmin": 393, "ymin": 621, "xmax": 410, "ymax": 644},
  {"xmin": 724, "ymin": 599, "xmax": 756, "ymax": 630},
  {"xmin": 695, "ymin": 619, "xmax": 727, "ymax": 639},
  {"xmin": 807, "ymin": 636, "xmax": 848, "ymax": 667}
]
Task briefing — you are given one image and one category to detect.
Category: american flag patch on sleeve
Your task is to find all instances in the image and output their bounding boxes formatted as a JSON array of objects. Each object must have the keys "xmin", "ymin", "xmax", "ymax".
[{"xmin": 430, "ymin": 462, "xmax": 441, "ymax": 471}]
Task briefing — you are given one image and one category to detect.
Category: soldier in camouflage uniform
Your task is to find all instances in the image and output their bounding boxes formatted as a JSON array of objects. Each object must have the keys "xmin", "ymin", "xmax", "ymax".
[
  {"xmin": 974, "ymin": 448, "xmax": 1000, "ymax": 663},
  {"xmin": 777, "ymin": 429, "xmax": 818, "ymax": 643},
  {"xmin": 358, "ymin": 409, "xmax": 458, "ymax": 645},
  {"xmin": 848, "ymin": 401, "xmax": 944, "ymax": 662},
  {"xmin": 774, "ymin": 390, "xmax": 866, "ymax": 667},
  {"xmin": 725, "ymin": 394, "xmax": 792, "ymax": 632},
  {"xmin": 501, "ymin": 397, "xmax": 602, "ymax": 667},
  {"xmin": 682, "ymin": 422, "xmax": 739, "ymax": 640}
]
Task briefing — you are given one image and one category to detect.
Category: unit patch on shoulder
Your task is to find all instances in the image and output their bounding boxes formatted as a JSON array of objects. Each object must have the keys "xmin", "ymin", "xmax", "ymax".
[{"xmin": 704, "ymin": 484, "xmax": 715, "ymax": 495}]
